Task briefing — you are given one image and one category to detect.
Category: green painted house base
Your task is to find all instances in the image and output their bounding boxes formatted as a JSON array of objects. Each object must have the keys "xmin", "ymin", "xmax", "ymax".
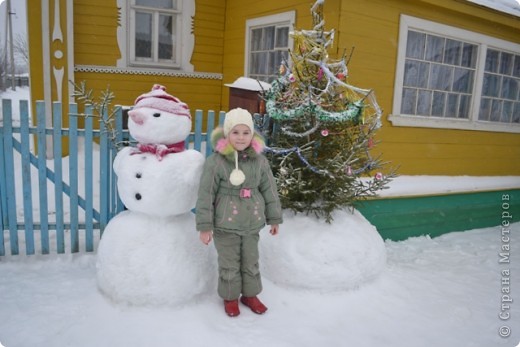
[{"xmin": 355, "ymin": 189, "xmax": 520, "ymax": 241}]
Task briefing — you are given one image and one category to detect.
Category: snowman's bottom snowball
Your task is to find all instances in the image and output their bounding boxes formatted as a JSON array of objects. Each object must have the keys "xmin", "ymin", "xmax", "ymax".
[
  {"xmin": 96, "ymin": 211, "xmax": 216, "ymax": 306},
  {"xmin": 260, "ymin": 209, "xmax": 386, "ymax": 291}
]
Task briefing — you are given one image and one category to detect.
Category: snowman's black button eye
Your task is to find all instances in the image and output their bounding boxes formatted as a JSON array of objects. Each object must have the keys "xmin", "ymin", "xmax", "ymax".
[
  {"xmin": 136, "ymin": 173, "xmax": 142, "ymax": 178},
  {"xmin": 135, "ymin": 193, "xmax": 142, "ymax": 200},
  {"xmin": 153, "ymin": 113, "xmax": 161, "ymax": 118}
]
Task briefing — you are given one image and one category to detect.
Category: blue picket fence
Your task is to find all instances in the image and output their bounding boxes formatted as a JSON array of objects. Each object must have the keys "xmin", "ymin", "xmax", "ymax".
[{"xmin": 0, "ymin": 99, "xmax": 226, "ymax": 256}]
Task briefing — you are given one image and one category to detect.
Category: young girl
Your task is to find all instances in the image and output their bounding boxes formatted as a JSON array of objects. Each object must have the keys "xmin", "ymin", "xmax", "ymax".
[{"xmin": 196, "ymin": 108, "xmax": 283, "ymax": 317}]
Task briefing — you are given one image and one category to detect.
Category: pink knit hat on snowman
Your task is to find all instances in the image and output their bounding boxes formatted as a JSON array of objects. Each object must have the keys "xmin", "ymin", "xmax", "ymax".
[{"xmin": 133, "ymin": 84, "xmax": 191, "ymax": 118}]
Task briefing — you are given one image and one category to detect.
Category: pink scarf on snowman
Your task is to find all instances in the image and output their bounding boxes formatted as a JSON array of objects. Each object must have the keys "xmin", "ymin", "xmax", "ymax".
[{"xmin": 132, "ymin": 141, "xmax": 185, "ymax": 161}]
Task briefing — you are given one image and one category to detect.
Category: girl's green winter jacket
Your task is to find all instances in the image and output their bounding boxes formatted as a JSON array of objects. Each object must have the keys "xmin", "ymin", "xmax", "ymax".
[{"xmin": 195, "ymin": 127, "xmax": 283, "ymax": 234}]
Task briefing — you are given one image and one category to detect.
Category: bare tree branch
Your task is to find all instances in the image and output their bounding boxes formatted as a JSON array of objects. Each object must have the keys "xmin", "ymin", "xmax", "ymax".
[{"xmin": 13, "ymin": 34, "xmax": 28, "ymax": 65}]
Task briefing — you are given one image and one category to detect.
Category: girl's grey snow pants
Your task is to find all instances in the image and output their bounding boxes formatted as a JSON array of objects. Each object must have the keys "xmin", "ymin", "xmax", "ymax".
[{"xmin": 213, "ymin": 229, "xmax": 262, "ymax": 300}]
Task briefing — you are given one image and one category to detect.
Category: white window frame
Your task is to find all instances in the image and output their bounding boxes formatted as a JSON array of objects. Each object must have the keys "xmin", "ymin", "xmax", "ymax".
[
  {"xmin": 390, "ymin": 14, "xmax": 520, "ymax": 134},
  {"xmin": 245, "ymin": 11, "xmax": 296, "ymax": 82},
  {"xmin": 120, "ymin": 0, "xmax": 194, "ymax": 71}
]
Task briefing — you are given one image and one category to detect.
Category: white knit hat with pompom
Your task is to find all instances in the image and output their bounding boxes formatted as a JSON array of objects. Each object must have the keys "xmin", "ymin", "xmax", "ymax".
[
  {"xmin": 224, "ymin": 108, "xmax": 254, "ymax": 186},
  {"xmin": 223, "ymin": 108, "xmax": 254, "ymax": 136}
]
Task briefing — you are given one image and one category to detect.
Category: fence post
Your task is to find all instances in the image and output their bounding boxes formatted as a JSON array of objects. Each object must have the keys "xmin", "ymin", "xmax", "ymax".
[
  {"xmin": 218, "ymin": 111, "xmax": 226, "ymax": 126},
  {"xmin": 0, "ymin": 101, "xmax": 7, "ymax": 256},
  {"xmin": 52, "ymin": 102, "xmax": 65, "ymax": 253},
  {"xmin": 36, "ymin": 101, "xmax": 50, "ymax": 254},
  {"xmin": 20, "ymin": 100, "xmax": 35, "ymax": 255},
  {"xmin": 205, "ymin": 110, "xmax": 215, "ymax": 157},
  {"xmin": 1, "ymin": 99, "xmax": 19, "ymax": 255},
  {"xmin": 194, "ymin": 110, "xmax": 203, "ymax": 152},
  {"xmin": 99, "ymin": 108, "xmax": 110, "ymax": 235},
  {"xmin": 69, "ymin": 103, "xmax": 79, "ymax": 252},
  {"xmin": 84, "ymin": 106, "xmax": 94, "ymax": 252},
  {"xmin": 114, "ymin": 106, "xmax": 125, "ymax": 215},
  {"xmin": 110, "ymin": 106, "xmax": 123, "ymax": 219}
]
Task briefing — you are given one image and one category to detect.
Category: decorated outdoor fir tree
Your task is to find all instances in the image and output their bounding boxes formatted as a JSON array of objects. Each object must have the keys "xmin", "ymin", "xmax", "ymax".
[{"xmin": 259, "ymin": 0, "xmax": 396, "ymax": 222}]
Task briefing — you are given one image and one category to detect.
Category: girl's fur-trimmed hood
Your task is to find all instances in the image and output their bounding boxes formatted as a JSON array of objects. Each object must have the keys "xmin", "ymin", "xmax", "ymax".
[{"xmin": 210, "ymin": 127, "xmax": 265, "ymax": 161}]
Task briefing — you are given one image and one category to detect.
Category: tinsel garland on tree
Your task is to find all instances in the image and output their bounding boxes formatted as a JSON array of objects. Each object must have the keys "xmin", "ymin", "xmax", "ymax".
[{"xmin": 258, "ymin": 0, "xmax": 397, "ymax": 222}]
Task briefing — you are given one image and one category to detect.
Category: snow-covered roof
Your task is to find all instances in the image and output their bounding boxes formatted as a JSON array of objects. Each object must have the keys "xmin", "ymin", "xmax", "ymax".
[
  {"xmin": 224, "ymin": 77, "xmax": 271, "ymax": 91},
  {"xmin": 466, "ymin": 0, "xmax": 520, "ymax": 17}
]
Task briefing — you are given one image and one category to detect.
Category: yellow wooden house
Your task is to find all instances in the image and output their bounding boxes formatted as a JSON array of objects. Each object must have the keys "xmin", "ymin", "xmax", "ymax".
[
  {"xmin": 20, "ymin": 0, "xmax": 520, "ymax": 240},
  {"xmin": 27, "ymin": 0, "xmax": 520, "ymax": 177}
]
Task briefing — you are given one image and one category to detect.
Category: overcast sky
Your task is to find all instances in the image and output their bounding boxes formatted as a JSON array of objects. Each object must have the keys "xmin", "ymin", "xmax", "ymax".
[
  {"xmin": 0, "ymin": 0, "xmax": 27, "ymax": 69},
  {"xmin": 0, "ymin": 0, "xmax": 27, "ymax": 45}
]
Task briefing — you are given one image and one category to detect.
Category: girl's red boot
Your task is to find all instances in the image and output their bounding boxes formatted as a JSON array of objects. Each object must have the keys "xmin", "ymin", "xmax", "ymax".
[
  {"xmin": 240, "ymin": 296, "xmax": 268, "ymax": 314},
  {"xmin": 224, "ymin": 300, "xmax": 240, "ymax": 317}
]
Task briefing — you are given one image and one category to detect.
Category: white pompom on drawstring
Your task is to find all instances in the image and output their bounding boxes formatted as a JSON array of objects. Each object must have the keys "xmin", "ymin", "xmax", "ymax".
[
  {"xmin": 229, "ymin": 150, "xmax": 245, "ymax": 186},
  {"xmin": 230, "ymin": 169, "xmax": 245, "ymax": 186}
]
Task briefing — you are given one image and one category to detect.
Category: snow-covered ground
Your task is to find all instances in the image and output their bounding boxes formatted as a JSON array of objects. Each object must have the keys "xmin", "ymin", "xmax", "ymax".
[
  {"xmin": 0, "ymin": 222, "xmax": 518, "ymax": 347},
  {"xmin": 2, "ymin": 87, "xmax": 520, "ymax": 347}
]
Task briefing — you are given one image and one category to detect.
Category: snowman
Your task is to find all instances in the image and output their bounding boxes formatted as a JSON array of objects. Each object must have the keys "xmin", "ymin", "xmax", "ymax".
[{"xmin": 96, "ymin": 85, "xmax": 216, "ymax": 306}]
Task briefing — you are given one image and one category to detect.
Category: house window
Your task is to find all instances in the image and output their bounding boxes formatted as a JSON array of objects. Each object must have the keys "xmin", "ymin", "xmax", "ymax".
[
  {"xmin": 245, "ymin": 12, "xmax": 295, "ymax": 83},
  {"xmin": 401, "ymin": 32, "xmax": 477, "ymax": 119},
  {"xmin": 128, "ymin": 0, "xmax": 194, "ymax": 70},
  {"xmin": 479, "ymin": 49, "xmax": 520, "ymax": 123},
  {"xmin": 390, "ymin": 15, "xmax": 520, "ymax": 133}
]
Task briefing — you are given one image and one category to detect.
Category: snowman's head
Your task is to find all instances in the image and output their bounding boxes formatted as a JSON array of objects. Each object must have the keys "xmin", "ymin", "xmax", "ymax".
[{"xmin": 127, "ymin": 85, "xmax": 192, "ymax": 145}]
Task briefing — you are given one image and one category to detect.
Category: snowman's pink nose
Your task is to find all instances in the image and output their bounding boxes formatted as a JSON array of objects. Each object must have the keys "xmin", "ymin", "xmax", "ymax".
[{"xmin": 128, "ymin": 110, "xmax": 145, "ymax": 125}]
